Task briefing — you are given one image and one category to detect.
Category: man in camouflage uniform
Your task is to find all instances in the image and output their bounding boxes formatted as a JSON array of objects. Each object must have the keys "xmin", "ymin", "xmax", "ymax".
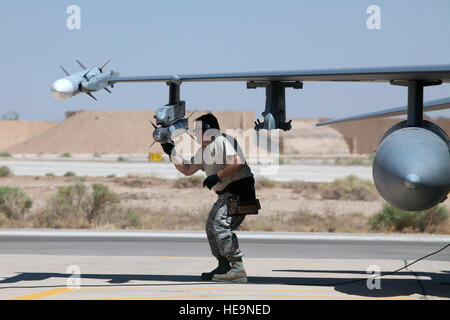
[{"xmin": 161, "ymin": 113, "xmax": 255, "ymax": 283}]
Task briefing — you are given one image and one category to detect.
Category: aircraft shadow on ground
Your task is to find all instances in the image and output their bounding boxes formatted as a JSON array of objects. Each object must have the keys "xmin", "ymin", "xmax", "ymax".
[
  {"xmin": 271, "ymin": 269, "xmax": 450, "ymax": 298},
  {"xmin": 0, "ymin": 270, "xmax": 449, "ymax": 299}
]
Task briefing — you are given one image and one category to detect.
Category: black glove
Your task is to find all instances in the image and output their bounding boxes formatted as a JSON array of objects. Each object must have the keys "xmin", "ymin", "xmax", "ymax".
[
  {"xmin": 203, "ymin": 173, "xmax": 220, "ymax": 190},
  {"xmin": 161, "ymin": 142, "xmax": 174, "ymax": 156}
]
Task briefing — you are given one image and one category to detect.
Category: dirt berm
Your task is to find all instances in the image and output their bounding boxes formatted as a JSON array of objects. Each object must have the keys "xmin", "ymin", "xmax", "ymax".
[
  {"xmin": 4, "ymin": 110, "xmax": 349, "ymax": 155},
  {"xmin": 4, "ymin": 110, "xmax": 253, "ymax": 154}
]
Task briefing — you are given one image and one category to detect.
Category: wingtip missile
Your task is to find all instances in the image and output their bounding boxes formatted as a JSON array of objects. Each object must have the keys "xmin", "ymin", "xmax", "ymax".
[{"xmin": 52, "ymin": 60, "xmax": 116, "ymax": 101}]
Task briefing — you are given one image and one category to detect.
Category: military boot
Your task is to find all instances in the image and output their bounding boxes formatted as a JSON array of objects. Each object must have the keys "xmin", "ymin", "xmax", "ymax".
[
  {"xmin": 212, "ymin": 258, "xmax": 247, "ymax": 283},
  {"xmin": 201, "ymin": 257, "xmax": 231, "ymax": 280}
]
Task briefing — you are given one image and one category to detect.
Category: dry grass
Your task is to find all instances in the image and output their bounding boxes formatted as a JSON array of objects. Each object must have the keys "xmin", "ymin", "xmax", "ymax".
[
  {"xmin": 86, "ymin": 205, "xmax": 369, "ymax": 233},
  {"xmin": 129, "ymin": 206, "xmax": 210, "ymax": 230},
  {"xmin": 112, "ymin": 175, "xmax": 166, "ymax": 188},
  {"xmin": 254, "ymin": 177, "xmax": 277, "ymax": 189},
  {"xmin": 0, "ymin": 175, "xmax": 448, "ymax": 233},
  {"xmin": 334, "ymin": 156, "xmax": 374, "ymax": 166},
  {"xmin": 277, "ymin": 175, "xmax": 378, "ymax": 201},
  {"xmin": 239, "ymin": 210, "xmax": 368, "ymax": 233},
  {"xmin": 280, "ymin": 181, "xmax": 323, "ymax": 199},
  {"xmin": 172, "ymin": 176, "xmax": 203, "ymax": 189}
]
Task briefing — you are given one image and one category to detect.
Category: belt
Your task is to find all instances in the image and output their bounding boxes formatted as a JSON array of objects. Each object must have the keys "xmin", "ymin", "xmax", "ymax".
[
  {"xmin": 215, "ymin": 189, "xmax": 229, "ymax": 196},
  {"xmin": 215, "ymin": 176, "xmax": 255, "ymax": 196}
]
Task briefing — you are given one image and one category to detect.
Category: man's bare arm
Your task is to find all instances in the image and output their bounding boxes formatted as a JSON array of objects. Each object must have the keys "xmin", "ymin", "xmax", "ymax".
[
  {"xmin": 171, "ymin": 153, "xmax": 200, "ymax": 176},
  {"xmin": 217, "ymin": 154, "xmax": 244, "ymax": 180}
]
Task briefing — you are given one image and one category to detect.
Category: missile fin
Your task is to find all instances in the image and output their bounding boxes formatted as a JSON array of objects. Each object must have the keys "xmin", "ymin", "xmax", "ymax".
[
  {"xmin": 83, "ymin": 67, "xmax": 95, "ymax": 80},
  {"xmin": 59, "ymin": 65, "xmax": 70, "ymax": 76},
  {"xmin": 76, "ymin": 60, "xmax": 87, "ymax": 69},
  {"xmin": 86, "ymin": 92, "xmax": 97, "ymax": 101},
  {"xmin": 99, "ymin": 59, "xmax": 111, "ymax": 73}
]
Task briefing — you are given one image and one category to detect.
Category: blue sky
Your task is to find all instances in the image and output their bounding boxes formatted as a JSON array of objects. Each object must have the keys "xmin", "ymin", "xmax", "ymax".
[{"xmin": 0, "ymin": 0, "xmax": 449, "ymax": 121}]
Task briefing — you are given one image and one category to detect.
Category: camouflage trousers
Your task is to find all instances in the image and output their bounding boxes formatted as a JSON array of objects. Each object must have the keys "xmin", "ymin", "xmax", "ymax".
[{"xmin": 206, "ymin": 192, "xmax": 245, "ymax": 262}]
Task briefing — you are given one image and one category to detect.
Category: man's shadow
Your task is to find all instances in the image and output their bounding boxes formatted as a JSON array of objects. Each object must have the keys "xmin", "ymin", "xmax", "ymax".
[{"xmin": 1, "ymin": 270, "xmax": 449, "ymax": 299}]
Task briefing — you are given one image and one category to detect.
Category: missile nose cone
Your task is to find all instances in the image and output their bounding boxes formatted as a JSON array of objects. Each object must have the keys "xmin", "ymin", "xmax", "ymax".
[
  {"xmin": 404, "ymin": 173, "xmax": 421, "ymax": 190},
  {"xmin": 153, "ymin": 127, "xmax": 170, "ymax": 143},
  {"xmin": 51, "ymin": 78, "xmax": 74, "ymax": 100}
]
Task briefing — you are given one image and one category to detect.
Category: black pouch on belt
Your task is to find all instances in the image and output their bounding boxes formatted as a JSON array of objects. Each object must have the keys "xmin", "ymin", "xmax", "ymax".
[{"xmin": 228, "ymin": 194, "xmax": 261, "ymax": 215}]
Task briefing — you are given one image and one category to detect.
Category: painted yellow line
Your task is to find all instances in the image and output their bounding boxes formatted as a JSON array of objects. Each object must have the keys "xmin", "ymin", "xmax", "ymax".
[{"xmin": 10, "ymin": 288, "xmax": 75, "ymax": 300}]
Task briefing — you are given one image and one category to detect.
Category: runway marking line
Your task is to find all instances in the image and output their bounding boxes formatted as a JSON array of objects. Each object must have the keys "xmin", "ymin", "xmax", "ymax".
[
  {"xmin": 7, "ymin": 287, "xmax": 421, "ymax": 300},
  {"xmin": 10, "ymin": 288, "xmax": 75, "ymax": 300}
]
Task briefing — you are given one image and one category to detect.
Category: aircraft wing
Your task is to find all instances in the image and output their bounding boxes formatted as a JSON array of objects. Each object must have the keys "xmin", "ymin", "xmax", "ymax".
[
  {"xmin": 53, "ymin": 61, "xmax": 450, "ymax": 130},
  {"xmin": 109, "ymin": 64, "xmax": 450, "ymax": 84},
  {"xmin": 316, "ymin": 97, "xmax": 450, "ymax": 126}
]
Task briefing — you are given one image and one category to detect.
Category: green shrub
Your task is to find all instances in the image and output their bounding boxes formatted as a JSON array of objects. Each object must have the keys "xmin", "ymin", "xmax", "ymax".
[
  {"xmin": 34, "ymin": 183, "xmax": 88, "ymax": 228},
  {"xmin": 60, "ymin": 152, "xmax": 71, "ymax": 158},
  {"xmin": 47, "ymin": 183, "xmax": 87, "ymax": 214},
  {"xmin": 0, "ymin": 186, "xmax": 33, "ymax": 220},
  {"xmin": 0, "ymin": 166, "xmax": 12, "ymax": 177},
  {"xmin": 34, "ymin": 183, "xmax": 129, "ymax": 228},
  {"xmin": 320, "ymin": 175, "xmax": 378, "ymax": 201},
  {"xmin": 335, "ymin": 157, "xmax": 370, "ymax": 166},
  {"xmin": 124, "ymin": 208, "xmax": 141, "ymax": 228},
  {"xmin": 64, "ymin": 171, "xmax": 76, "ymax": 177},
  {"xmin": 349, "ymin": 158, "xmax": 365, "ymax": 165},
  {"xmin": 370, "ymin": 203, "xmax": 449, "ymax": 233},
  {"xmin": 0, "ymin": 152, "xmax": 12, "ymax": 157},
  {"xmin": 117, "ymin": 156, "xmax": 128, "ymax": 162},
  {"xmin": 88, "ymin": 184, "xmax": 120, "ymax": 222}
]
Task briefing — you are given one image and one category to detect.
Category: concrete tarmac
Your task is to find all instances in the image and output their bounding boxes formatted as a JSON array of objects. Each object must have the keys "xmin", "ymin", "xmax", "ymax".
[
  {"xmin": 0, "ymin": 160, "xmax": 373, "ymax": 182},
  {"xmin": 0, "ymin": 230, "xmax": 449, "ymax": 300}
]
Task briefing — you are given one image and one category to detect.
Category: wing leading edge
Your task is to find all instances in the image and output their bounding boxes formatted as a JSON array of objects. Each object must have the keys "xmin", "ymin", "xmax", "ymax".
[
  {"xmin": 316, "ymin": 97, "xmax": 450, "ymax": 126},
  {"xmin": 109, "ymin": 64, "xmax": 450, "ymax": 84}
]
